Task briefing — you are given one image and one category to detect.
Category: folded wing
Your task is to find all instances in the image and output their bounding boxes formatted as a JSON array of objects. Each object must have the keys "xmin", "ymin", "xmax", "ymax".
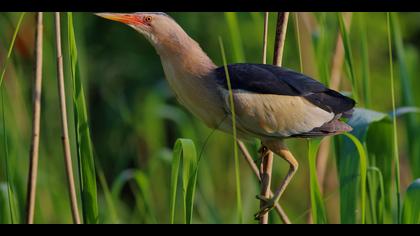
[{"xmin": 213, "ymin": 63, "xmax": 355, "ymax": 138}]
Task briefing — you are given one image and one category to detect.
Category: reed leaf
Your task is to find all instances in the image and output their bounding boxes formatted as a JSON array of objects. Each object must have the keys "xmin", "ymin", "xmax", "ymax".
[
  {"xmin": 367, "ymin": 167, "xmax": 386, "ymax": 224},
  {"xmin": 387, "ymin": 12, "xmax": 401, "ymax": 222},
  {"xmin": 308, "ymin": 138, "xmax": 328, "ymax": 224},
  {"xmin": 67, "ymin": 12, "xmax": 98, "ymax": 224},
  {"xmin": 132, "ymin": 170, "xmax": 157, "ymax": 223},
  {"xmin": 337, "ymin": 12, "xmax": 358, "ymax": 102},
  {"xmin": 358, "ymin": 13, "xmax": 371, "ymax": 108},
  {"xmin": 96, "ymin": 165, "xmax": 118, "ymax": 223},
  {"xmin": 389, "ymin": 13, "xmax": 420, "ymax": 180},
  {"xmin": 402, "ymin": 179, "xmax": 420, "ymax": 224},
  {"xmin": 336, "ymin": 108, "xmax": 383, "ymax": 223},
  {"xmin": 0, "ymin": 12, "xmax": 25, "ymax": 224},
  {"xmin": 342, "ymin": 133, "xmax": 367, "ymax": 224},
  {"xmin": 169, "ymin": 138, "xmax": 198, "ymax": 224}
]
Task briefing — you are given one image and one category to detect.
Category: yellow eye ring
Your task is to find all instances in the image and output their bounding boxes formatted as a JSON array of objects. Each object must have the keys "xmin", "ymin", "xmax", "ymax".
[{"xmin": 144, "ymin": 16, "xmax": 152, "ymax": 23}]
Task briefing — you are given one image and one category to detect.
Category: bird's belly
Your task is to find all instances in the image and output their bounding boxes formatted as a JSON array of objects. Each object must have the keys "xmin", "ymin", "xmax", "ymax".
[{"xmin": 228, "ymin": 92, "xmax": 335, "ymax": 139}]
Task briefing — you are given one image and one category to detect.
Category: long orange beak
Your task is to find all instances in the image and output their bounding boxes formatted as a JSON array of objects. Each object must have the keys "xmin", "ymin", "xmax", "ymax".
[{"xmin": 95, "ymin": 13, "xmax": 140, "ymax": 25}]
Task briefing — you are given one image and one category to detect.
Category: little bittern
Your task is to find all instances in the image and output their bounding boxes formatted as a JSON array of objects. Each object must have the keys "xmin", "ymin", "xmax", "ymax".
[{"xmin": 96, "ymin": 12, "xmax": 355, "ymax": 218}]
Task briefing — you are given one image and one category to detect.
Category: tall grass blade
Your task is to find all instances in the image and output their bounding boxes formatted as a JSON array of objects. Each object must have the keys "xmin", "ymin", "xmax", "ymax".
[
  {"xmin": 387, "ymin": 12, "xmax": 401, "ymax": 223},
  {"xmin": 0, "ymin": 183, "xmax": 19, "ymax": 224},
  {"xmin": 0, "ymin": 13, "xmax": 26, "ymax": 225},
  {"xmin": 169, "ymin": 138, "xmax": 198, "ymax": 224},
  {"xmin": 0, "ymin": 13, "xmax": 25, "ymax": 88},
  {"xmin": 308, "ymin": 138, "xmax": 327, "ymax": 224},
  {"xmin": 402, "ymin": 179, "xmax": 420, "ymax": 224},
  {"xmin": 358, "ymin": 13, "xmax": 371, "ymax": 108},
  {"xmin": 337, "ymin": 12, "xmax": 358, "ymax": 102},
  {"xmin": 67, "ymin": 12, "xmax": 98, "ymax": 224},
  {"xmin": 345, "ymin": 107, "xmax": 417, "ymax": 223},
  {"xmin": 342, "ymin": 133, "xmax": 367, "ymax": 224},
  {"xmin": 1, "ymin": 88, "xmax": 16, "ymax": 223},
  {"xmin": 367, "ymin": 167, "xmax": 386, "ymax": 224},
  {"xmin": 336, "ymin": 108, "xmax": 385, "ymax": 223},
  {"xmin": 312, "ymin": 13, "xmax": 332, "ymax": 86},
  {"xmin": 389, "ymin": 13, "xmax": 420, "ymax": 180},
  {"xmin": 294, "ymin": 13, "xmax": 303, "ymax": 73},
  {"xmin": 0, "ymin": 13, "xmax": 25, "ymax": 224},
  {"xmin": 366, "ymin": 121, "xmax": 393, "ymax": 223},
  {"xmin": 132, "ymin": 171, "xmax": 157, "ymax": 223},
  {"xmin": 107, "ymin": 169, "xmax": 156, "ymax": 223},
  {"xmin": 96, "ymin": 165, "xmax": 119, "ymax": 223},
  {"xmin": 218, "ymin": 37, "xmax": 243, "ymax": 223},
  {"xmin": 0, "ymin": 184, "xmax": 9, "ymax": 223}
]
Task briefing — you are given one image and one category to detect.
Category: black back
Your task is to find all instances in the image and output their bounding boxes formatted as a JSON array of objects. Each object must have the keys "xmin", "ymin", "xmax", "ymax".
[{"xmin": 213, "ymin": 63, "xmax": 355, "ymax": 115}]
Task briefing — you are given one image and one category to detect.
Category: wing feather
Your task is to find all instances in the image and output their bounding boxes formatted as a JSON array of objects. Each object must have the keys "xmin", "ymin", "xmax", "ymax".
[{"xmin": 213, "ymin": 63, "xmax": 355, "ymax": 116}]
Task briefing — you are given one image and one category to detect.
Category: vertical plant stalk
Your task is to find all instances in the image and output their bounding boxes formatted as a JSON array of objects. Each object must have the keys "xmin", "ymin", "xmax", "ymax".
[
  {"xmin": 26, "ymin": 12, "xmax": 43, "ymax": 224},
  {"xmin": 262, "ymin": 12, "xmax": 269, "ymax": 64},
  {"xmin": 54, "ymin": 12, "xmax": 81, "ymax": 224},
  {"xmin": 2, "ymin": 88, "xmax": 15, "ymax": 223},
  {"xmin": 219, "ymin": 37, "xmax": 243, "ymax": 223},
  {"xmin": 294, "ymin": 13, "xmax": 303, "ymax": 73},
  {"xmin": 237, "ymin": 141, "xmax": 291, "ymax": 224},
  {"xmin": 273, "ymin": 12, "xmax": 289, "ymax": 66},
  {"xmin": 258, "ymin": 12, "xmax": 290, "ymax": 224},
  {"xmin": 68, "ymin": 12, "xmax": 99, "ymax": 224},
  {"xmin": 387, "ymin": 12, "xmax": 401, "ymax": 223},
  {"xmin": 259, "ymin": 150, "xmax": 273, "ymax": 224},
  {"xmin": 329, "ymin": 13, "xmax": 353, "ymax": 92},
  {"xmin": 315, "ymin": 13, "xmax": 353, "ymax": 193},
  {"xmin": 337, "ymin": 12, "xmax": 359, "ymax": 102},
  {"xmin": 258, "ymin": 12, "xmax": 272, "ymax": 225},
  {"xmin": 359, "ymin": 13, "xmax": 371, "ymax": 108}
]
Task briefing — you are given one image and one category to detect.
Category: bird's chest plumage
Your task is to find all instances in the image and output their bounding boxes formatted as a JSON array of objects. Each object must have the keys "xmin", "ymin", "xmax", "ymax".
[{"xmin": 160, "ymin": 57, "xmax": 226, "ymax": 129}]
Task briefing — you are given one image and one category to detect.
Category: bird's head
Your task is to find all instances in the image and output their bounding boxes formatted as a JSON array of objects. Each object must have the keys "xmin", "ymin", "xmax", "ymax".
[
  {"xmin": 96, "ymin": 12, "xmax": 215, "ymax": 74},
  {"xmin": 95, "ymin": 12, "xmax": 188, "ymax": 51}
]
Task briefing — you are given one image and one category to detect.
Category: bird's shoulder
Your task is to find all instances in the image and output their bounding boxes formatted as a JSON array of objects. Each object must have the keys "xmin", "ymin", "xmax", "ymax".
[{"xmin": 212, "ymin": 63, "xmax": 327, "ymax": 96}]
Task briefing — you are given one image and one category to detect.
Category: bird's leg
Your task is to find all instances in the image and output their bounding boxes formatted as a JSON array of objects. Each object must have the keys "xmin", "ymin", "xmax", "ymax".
[
  {"xmin": 255, "ymin": 140, "xmax": 299, "ymax": 219},
  {"xmin": 258, "ymin": 144, "xmax": 274, "ymax": 224},
  {"xmin": 237, "ymin": 140, "xmax": 291, "ymax": 224},
  {"xmin": 258, "ymin": 145, "xmax": 270, "ymax": 178}
]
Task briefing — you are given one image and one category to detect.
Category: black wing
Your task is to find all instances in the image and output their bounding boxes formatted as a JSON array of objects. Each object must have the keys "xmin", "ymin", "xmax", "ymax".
[{"xmin": 213, "ymin": 63, "xmax": 355, "ymax": 115}]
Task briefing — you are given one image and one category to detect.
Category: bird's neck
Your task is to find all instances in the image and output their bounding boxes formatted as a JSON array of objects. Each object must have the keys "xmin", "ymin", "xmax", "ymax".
[
  {"xmin": 154, "ymin": 32, "xmax": 216, "ymax": 79},
  {"xmin": 152, "ymin": 32, "xmax": 225, "ymax": 128}
]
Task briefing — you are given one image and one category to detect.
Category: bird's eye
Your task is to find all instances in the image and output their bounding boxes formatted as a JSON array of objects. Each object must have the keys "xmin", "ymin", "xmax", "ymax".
[{"xmin": 144, "ymin": 16, "xmax": 152, "ymax": 23}]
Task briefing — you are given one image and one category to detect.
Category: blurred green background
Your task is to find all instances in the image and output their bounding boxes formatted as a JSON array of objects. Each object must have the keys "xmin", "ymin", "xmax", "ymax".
[{"xmin": 1, "ymin": 12, "xmax": 420, "ymax": 224}]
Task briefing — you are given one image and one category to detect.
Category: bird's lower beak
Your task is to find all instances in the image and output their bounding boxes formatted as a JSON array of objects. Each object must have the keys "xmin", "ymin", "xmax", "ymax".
[{"xmin": 95, "ymin": 13, "xmax": 139, "ymax": 25}]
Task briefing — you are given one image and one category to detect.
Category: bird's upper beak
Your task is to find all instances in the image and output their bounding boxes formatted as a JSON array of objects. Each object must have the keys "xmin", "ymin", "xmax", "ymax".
[{"xmin": 95, "ymin": 13, "xmax": 140, "ymax": 25}]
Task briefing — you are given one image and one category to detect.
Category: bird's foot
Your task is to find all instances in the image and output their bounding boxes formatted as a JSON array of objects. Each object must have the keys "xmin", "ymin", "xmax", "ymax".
[
  {"xmin": 254, "ymin": 195, "xmax": 276, "ymax": 220},
  {"xmin": 258, "ymin": 146, "xmax": 270, "ymax": 158}
]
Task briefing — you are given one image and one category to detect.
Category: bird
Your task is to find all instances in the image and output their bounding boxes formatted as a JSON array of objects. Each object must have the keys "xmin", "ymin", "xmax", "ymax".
[{"xmin": 95, "ymin": 12, "xmax": 356, "ymax": 219}]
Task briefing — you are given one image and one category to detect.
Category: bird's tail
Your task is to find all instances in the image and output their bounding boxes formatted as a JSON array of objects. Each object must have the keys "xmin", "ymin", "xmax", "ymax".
[
  {"xmin": 291, "ymin": 115, "xmax": 353, "ymax": 138},
  {"xmin": 341, "ymin": 108, "xmax": 355, "ymax": 119}
]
